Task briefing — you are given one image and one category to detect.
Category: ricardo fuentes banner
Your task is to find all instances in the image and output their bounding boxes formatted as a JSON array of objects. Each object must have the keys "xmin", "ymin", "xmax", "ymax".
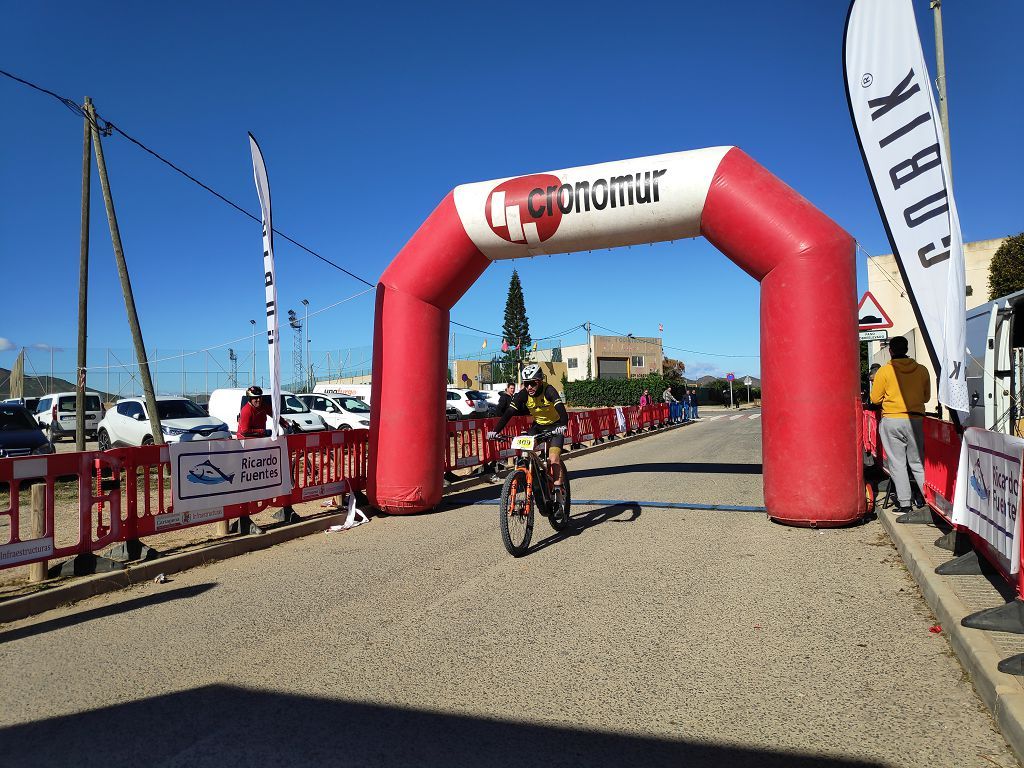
[
  {"xmin": 170, "ymin": 437, "xmax": 292, "ymax": 515},
  {"xmin": 844, "ymin": 0, "xmax": 968, "ymax": 415},
  {"xmin": 952, "ymin": 428, "xmax": 1024, "ymax": 575}
]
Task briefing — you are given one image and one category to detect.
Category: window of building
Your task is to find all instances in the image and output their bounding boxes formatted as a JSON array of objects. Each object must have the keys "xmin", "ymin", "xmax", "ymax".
[
  {"xmin": 631, "ymin": 355, "xmax": 645, "ymax": 368},
  {"xmin": 567, "ymin": 357, "xmax": 578, "ymax": 369}
]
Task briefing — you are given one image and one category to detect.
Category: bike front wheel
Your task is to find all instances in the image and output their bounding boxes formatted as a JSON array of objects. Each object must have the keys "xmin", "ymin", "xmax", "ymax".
[{"xmin": 499, "ymin": 469, "xmax": 534, "ymax": 556}]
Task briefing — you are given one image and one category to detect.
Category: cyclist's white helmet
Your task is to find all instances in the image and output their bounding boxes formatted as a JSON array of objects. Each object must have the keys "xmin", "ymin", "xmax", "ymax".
[{"xmin": 521, "ymin": 364, "xmax": 545, "ymax": 383}]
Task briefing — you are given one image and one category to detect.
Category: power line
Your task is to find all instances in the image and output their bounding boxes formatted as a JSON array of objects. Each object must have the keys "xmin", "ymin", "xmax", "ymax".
[{"xmin": 0, "ymin": 68, "xmax": 375, "ymax": 288}]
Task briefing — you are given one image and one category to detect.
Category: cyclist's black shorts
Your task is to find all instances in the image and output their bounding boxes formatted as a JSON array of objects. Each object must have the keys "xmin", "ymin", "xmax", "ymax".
[{"xmin": 529, "ymin": 423, "xmax": 564, "ymax": 451}]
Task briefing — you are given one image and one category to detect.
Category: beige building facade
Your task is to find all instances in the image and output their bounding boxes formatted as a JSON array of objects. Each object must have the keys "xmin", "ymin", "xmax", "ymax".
[
  {"xmin": 561, "ymin": 335, "xmax": 664, "ymax": 382},
  {"xmin": 865, "ymin": 237, "xmax": 1006, "ymax": 410}
]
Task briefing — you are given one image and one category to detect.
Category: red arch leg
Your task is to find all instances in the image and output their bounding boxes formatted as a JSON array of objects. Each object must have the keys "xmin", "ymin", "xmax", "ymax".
[{"xmin": 701, "ymin": 148, "xmax": 862, "ymax": 526}]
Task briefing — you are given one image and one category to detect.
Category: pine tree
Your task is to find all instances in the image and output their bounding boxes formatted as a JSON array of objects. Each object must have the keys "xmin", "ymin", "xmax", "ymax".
[{"xmin": 502, "ymin": 270, "xmax": 532, "ymax": 375}]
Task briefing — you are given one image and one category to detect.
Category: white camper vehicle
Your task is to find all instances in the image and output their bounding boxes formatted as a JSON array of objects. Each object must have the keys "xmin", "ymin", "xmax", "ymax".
[{"xmin": 312, "ymin": 382, "xmax": 372, "ymax": 405}]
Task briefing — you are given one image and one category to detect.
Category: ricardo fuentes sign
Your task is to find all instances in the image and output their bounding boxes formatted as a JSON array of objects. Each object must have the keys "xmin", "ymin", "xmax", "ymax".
[
  {"xmin": 952, "ymin": 428, "xmax": 1024, "ymax": 575},
  {"xmin": 170, "ymin": 436, "xmax": 292, "ymax": 514}
]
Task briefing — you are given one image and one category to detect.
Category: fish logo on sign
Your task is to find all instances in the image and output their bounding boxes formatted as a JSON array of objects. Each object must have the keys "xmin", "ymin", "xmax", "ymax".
[
  {"xmin": 968, "ymin": 457, "xmax": 989, "ymax": 501},
  {"xmin": 187, "ymin": 459, "xmax": 236, "ymax": 486},
  {"xmin": 857, "ymin": 291, "xmax": 894, "ymax": 330}
]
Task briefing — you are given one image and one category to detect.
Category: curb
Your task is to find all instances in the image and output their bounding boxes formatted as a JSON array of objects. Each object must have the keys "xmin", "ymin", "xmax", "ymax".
[
  {"xmin": 878, "ymin": 508, "xmax": 1024, "ymax": 762},
  {"xmin": 1, "ymin": 419, "xmax": 693, "ymax": 624}
]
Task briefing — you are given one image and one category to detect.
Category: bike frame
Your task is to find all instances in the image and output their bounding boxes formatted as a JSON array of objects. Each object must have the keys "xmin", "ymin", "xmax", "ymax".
[{"xmin": 510, "ymin": 435, "xmax": 555, "ymax": 515}]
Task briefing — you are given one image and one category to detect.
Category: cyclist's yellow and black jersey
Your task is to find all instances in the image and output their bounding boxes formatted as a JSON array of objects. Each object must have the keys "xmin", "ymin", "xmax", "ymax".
[{"xmin": 493, "ymin": 384, "xmax": 568, "ymax": 432}]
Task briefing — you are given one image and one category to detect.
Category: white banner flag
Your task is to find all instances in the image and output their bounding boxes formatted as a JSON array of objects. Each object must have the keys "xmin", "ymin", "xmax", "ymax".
[
  {"xmin": 844, "ymin": 0, "xmax": 968, "ymax": 415},
  {"xmin": 170, "ymin": 436, "xmax": 292, "ymax": 515},
  {"xmin": 952, "ymin": 428, "xmax": 1024, "ymax": 575},
  {"xmin": 248, "ymin": 133, "xmax": 283, "ymax": 437}
]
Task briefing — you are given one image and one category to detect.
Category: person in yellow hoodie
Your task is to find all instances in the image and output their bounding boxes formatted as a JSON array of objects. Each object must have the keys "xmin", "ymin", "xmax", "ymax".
[{"xmin": 870, "ymin": 336, "xmax": 931, "ymax": 522}]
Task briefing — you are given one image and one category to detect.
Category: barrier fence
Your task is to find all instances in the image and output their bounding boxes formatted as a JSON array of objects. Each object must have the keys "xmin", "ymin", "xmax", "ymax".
[
  {"xmin": 1, "ymin": 404, "xmax": 679, "ymax": 574},
  {"xmin": 862, "ymin": 408, "xmax": 1024, "ymax": 599}
]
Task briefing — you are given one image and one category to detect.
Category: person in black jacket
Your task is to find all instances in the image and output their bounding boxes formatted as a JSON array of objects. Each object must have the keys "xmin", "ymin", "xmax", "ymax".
[{"xmin": 496, "ymin": 382, "xmax": 516, "ymax": 416}]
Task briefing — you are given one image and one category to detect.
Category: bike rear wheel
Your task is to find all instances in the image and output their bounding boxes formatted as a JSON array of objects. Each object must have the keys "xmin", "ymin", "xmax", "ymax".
[
  {"xmin": 499, "ymin": 469, "xmax": 534, "ymax": 556},
  {"xmin": 548, "ymin": 470, "xmax": 572, "ymax": 532}
]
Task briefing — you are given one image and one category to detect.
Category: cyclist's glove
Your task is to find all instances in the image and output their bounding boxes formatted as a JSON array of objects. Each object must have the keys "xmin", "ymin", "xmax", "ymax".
[
  {"xmin": 551, "ymin": 426, "xmax": 567, "ymax": 436},
  {"xmin": 486, "ymin": 431, "xmax": 500, "ymax": 440}
]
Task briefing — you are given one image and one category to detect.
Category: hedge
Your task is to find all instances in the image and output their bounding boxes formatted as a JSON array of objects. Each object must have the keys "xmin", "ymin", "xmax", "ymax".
[{"xmin": 563, "ymin": 374, "xmax": 687, "ymax": 407}]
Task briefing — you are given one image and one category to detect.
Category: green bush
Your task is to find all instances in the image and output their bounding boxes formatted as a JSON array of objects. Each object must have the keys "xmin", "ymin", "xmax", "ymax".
[{"xmin": 564, "ymin": 374, "xmax": 687, "ymax": 407}]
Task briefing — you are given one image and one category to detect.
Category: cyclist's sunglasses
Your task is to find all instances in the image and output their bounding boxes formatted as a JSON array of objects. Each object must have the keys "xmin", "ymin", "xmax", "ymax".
[{"xmin": 523, "ymin": 380, "xmax": 542, "ymax": 388}]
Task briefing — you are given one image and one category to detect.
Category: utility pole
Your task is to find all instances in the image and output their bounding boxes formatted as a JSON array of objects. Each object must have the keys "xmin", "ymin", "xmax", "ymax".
[
  {"xmin": 181, "ymin": 349, "xmax": 186, "ymax": 397},
  {"xmin": 585, "ymin": 320, "xmax": 593, "ymax": 380},
  {"xmin": 75, "ymin": 97, "xmax": 92, "ymax": 450},
  {"xmin": 87, "ymin": 100, "xmax": 164, "ymax": 444},
  {"xmin": 930, "ymin": 0, "xmax": 952, "ymax": 180}
]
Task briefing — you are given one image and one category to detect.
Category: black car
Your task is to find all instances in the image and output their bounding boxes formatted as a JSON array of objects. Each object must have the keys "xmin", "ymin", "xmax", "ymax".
[{"xmin": 0, "ymin": 404, "xmax": 54, "ymax": 458}]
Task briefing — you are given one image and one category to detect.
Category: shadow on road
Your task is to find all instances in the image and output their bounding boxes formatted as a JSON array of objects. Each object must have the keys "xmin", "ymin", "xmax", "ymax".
[
  {"xmin": 0, "ymin": 583, "xmax": 217, "ymax": 644},
  {"xmin": 0, "ymin": 684, "xmax": 888, "ymax": 768},
  {"xmin": 526, "ymin": 502, "xmax": 642, "ymax": 556},
  {"xmin": 570, "ymin": 462, "xmax": 762, "ymax": 479}
]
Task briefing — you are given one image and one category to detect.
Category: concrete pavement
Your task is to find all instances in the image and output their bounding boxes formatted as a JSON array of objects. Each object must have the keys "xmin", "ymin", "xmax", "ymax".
[{"xmin": 0, "ymin": 412, "xmax": 1017, "ymax": 767}]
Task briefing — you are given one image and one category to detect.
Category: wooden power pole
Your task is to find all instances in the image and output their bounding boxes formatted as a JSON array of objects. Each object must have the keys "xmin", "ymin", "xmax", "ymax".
[
  {"xmin": 75, "ymin": 97, "xmax": 92, "ymax": 451},
  {"xmin": 85, "ymin": 101, "xmax": 164, "ymax": 444}
]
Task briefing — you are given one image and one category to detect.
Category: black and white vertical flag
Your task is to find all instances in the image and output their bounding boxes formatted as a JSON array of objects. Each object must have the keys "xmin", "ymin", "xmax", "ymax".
[
  {"xmin": 248, "ymin": 133, "xmax": 283, "ymax": 436},
  {"xmin": 844, "ymin": 0, "xmax": 968, "ymax": 415}
]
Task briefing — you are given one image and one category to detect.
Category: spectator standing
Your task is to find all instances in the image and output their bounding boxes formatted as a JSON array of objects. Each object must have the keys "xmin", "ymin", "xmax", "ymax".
[
  {"xmin": 639, "ymin": 388, "xmax": 651, "ymax": 408},
  {"xmin": 662, "ymin": 385, "xmax": 679, "ymax": 422},
  {"xmin": 870, "ymin": 336, "xmax": 930, "ymax": 522},
  {"xmin": 689, "ymin": 391, "xmax": 699, "ymax": 419},
  {"xmin": 496, "ymin": 382, "xmax": 516, "ymax": 416},
  {"xmin": 682, "ymin": 388, "xmax": 692, "ymax": 421}
]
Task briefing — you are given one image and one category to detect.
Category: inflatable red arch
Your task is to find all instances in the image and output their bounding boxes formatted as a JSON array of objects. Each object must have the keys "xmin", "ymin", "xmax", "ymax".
[{"xmin": 368, "ymin": 147, "xmax": 862, "ymax": 527}]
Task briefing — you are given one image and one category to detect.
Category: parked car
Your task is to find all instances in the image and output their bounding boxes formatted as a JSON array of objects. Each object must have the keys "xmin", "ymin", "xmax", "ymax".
[
  {"xmin": 96, "ymin": 396, "xmax": 231, "ymax": 449},
  {"xmin": 296, "ymin": 393, "xmax": 371, "ymax": 430},
  {"xmin": 207, "ymin": 388, "xmax": 328, "ymax": 435},
  {"xmin": 2, "ymin": 396, "xmax": 41, "ymax": 414},
  {"xmin": 0, "ymin": 403, "xmax": 54, "ymax": 457},
  {"xmin": 446, "ymin": 388, "xmax": 489, "ymax": 419},
  {"xmin": 466, "ymin": 389, "xmax": 500, "ymax": 416},
  {"xmin": 34, "ymin": 392, "xmax": 103, "ymax": 442}
]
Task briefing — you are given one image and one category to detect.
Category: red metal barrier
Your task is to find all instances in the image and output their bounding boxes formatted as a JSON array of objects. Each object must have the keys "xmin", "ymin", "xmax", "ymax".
[
  {"xmin": 0, "ymin": 405, "xmax": 681, "ymax": 573},
  {"xmin": 922, "ymin": 416, "xmax": 959, "ymax": 524}
]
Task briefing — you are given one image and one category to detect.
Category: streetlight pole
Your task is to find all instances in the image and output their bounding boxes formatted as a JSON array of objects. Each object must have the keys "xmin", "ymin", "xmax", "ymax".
[
  {"xmin": 250, "ymin": 319, "xmax": 256, "ymax": 385},
  {"xmin": 301, "ymin": 298, "xmax": 310, "ymax": 392},
  {"xmin": 930, "ymin": 0, "xmax": 952, "ymax": 180}
]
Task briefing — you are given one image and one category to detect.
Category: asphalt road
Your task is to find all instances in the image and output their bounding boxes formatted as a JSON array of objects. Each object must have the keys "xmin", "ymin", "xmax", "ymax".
[{"xmin": 0, "ymin": 409, "xmax": 1017, "ymax": 767}]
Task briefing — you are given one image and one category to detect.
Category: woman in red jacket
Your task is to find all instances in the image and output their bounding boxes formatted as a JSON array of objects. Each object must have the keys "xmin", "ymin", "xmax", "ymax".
[{"xmin": 236, "ymin": 386, "xmax": 290, "ymax": 439}]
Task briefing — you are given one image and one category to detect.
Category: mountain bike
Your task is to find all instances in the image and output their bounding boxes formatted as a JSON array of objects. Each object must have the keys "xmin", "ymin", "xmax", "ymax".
[{"xmin": 490, "ymin": 429, "xmax": 572, "ymax": 556}]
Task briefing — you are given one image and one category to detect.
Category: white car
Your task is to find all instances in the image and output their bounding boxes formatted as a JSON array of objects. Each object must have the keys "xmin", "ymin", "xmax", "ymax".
[
  {"xmin": 446, "ymin": 388, "xmax": 489, "ymax": 420},
  {"xmin": 97, "ymin": 396, "xmax": 231, "ymax": 449},
  {"xmin": 296, "ymin": 393, "xmax": 371, "ymax": 430},
  {"xmin": 34, "ymin": 392, "xmax": 104, "ymax": 442}
]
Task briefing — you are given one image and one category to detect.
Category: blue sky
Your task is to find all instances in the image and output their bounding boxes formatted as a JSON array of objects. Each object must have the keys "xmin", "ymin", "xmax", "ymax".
[{"xmin": 1, "ymin": 0, "xmax": 1021, "ymax": 389}]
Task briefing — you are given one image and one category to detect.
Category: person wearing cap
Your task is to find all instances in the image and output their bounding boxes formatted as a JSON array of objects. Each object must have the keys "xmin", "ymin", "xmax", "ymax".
[
  {"xmin": 236, "ymin": 385, "xmax": 290, "ymax": 439},
  {"xmin": 487, "ymin": 364, "xmax": 569, "ymax": 489},
  {"xmin": 870, "ymin": 336, "xmax": 930, "ymax": 521}
]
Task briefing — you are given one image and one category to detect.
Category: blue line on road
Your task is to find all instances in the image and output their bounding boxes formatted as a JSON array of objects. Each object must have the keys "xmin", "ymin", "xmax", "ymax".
[{"xmin": 447, "ymin": 499, "xmax": 766, "ymax": 513}]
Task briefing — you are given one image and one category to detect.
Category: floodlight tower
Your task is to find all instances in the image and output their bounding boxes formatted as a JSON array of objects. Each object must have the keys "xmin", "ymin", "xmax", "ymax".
[{"xmin": 287, "ymin": 309, "xmax": 303, "ymax": 391}]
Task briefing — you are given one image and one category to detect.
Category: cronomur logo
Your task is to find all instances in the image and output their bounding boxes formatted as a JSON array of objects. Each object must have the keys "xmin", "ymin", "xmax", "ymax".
[{"xmin": 485, "ymin": 169, "xmax": 668, "ymax": 246}]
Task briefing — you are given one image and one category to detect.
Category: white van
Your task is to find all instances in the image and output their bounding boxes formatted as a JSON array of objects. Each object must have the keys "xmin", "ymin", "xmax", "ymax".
[
  {"xmin": 35, "ymin": 392, "xmax": 104, "ymax": 442},
  {"xmin": 313, "ymin": 382, "xmax": 372, "ymax": 405},
  {"xmin": 207, "ymin": 388, "xmax": 328, "ymax": 435},
  {"xmin": 296, "ymin": 393, "xmax": 371, "ymax": 430}
]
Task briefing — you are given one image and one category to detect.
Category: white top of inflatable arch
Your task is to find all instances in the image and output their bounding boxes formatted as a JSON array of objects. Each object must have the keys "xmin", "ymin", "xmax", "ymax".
[{"xmin": 453, "ymin": 146, "xmax": 733, "ymax": 260}]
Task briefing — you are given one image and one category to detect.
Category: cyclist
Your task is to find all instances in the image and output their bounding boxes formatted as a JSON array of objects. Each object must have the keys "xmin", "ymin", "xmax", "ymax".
[
  {"xmin": 236, "ymin": 385, "xmax": 290, "ymax": 439},
  {"xmin": 487, "ymin": 364, "xmax": 569, "ymax": 489}
]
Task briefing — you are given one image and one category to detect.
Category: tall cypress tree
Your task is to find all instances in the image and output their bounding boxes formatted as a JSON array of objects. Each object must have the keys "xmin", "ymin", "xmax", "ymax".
[{"xmin": 502, "ymin": 270, "xmax": 532, "ymax": 374}]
